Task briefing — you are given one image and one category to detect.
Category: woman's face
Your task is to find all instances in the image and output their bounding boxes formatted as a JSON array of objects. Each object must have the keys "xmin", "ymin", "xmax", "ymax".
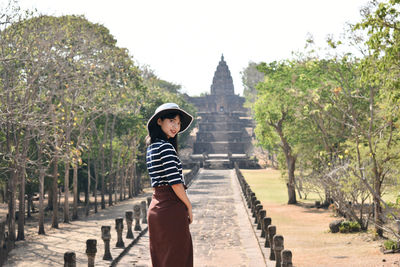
[{"xmin": 157, "ymin": 115, "xmax": 181, "ymax": 139}]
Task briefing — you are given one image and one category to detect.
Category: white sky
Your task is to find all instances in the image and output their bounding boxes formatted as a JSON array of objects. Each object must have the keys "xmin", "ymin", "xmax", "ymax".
[{"xmin": 8, "ymin": 0, "xmax": 370, "ymax": 96}]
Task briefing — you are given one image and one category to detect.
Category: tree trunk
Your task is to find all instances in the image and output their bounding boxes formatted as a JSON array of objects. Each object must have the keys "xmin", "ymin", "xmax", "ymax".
[
  {"xmin": 286, "ymin": 155, "xmax": 297, "ymax": 204},
  {"xmin": 108, "ymin": 114, "xmax": 117, "ymax": 207},
  {"xmin": 17, "ymin": 169, "xmax": 25, "ymax": 240},
  {"xmin": 72, "ymin": 158, "xmax": 79, "ymax": 220},
  {"xmin": 123, "ymin": 167, "xmax": 128, "ymax": 200},
  {"xmin": 116, "ymin": 150, "xmax": 122, "ymax": 202},
  {"xmin": 128, "ymin": 165, "xmax": 132, "ymax": 199},
  {"xmin": 51, "ymin": 157, "xmax": 59, "ymax": 229},
  {"xmin": 38, "ymin": 165, "xmax": 45, "ymax": 235},
  {"xmin": 374, "ymin": 176, "xmax": 383, "ymax": 237},
  {"xmin": 129, "ymin": 164, "xmax": 134, "ymax": 198},
  {"xmin": 93, "ymin": 158, "xmax": 98, "ymax": 213},
  {"xmin": 27, "ymin": 194, "xmax": 32, "ymax": 218},
  {"xmin": 63, "ymin": 161, "xmax": 70, "ymax": 223},
  {"xmin": 275, "ymin": 121, "xmax": 297, "ymax": 205},
  {"xmin": 17, "ymin": 129, "xmax": 30, "ymax": 241},
  {"xmin": 85, "ymin": 157, "xmax": 90, "ymax": 216},
  {"xmin": 47, "ymin": 184, "xmax": 53, "ymax": 210},
  {"xmin": 100, "ymin": 115, "xmax": 108, "ymax": 209},
  {"xmin": 7, "ymin": 168, "xmax": 17, "ymax": 248}
]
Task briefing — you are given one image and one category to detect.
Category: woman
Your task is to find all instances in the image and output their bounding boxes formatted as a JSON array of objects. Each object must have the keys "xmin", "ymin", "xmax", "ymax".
[{"xmin": 146, "ymin": 102, "xmax": 194, "ymax": 267}]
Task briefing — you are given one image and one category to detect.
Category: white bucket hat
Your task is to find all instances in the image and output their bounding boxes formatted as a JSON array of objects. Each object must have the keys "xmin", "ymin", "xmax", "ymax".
[{"xmin": 147, "ymin": 103, "xmax": 193, "ymax": 134}]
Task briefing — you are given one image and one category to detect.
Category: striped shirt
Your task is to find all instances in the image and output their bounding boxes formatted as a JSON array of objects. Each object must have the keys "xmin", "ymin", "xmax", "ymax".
[{"xmin": 146, "ymin": 139, "xmax": 184, "ymax": 187}]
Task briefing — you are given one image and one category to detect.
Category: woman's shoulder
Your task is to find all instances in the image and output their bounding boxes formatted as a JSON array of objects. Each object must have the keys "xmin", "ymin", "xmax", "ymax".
[{"xmin": 147, "ymin": 139, "xmax": 174, "ymax": 152}]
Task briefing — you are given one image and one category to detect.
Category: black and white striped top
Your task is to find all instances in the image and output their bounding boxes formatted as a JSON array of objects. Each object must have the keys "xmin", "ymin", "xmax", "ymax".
[{"xmin": 146, "ymin": 139, "xmax": 184, "ymax": 187}]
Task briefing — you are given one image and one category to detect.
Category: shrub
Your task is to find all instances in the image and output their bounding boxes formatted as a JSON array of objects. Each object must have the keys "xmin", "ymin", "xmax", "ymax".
[
  {"xmin": 384, "ymin": 239, "xmax": 400, "ymax": 250},
  {"xmin": 338, "ymin": 221, "xmax": 361, "ymax": 233}
]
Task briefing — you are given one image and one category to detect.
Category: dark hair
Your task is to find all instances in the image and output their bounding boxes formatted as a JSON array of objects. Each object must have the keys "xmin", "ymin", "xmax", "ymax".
[{"xmin": 146, "ymin": 112, "xmax": 180, "ymax": 151}]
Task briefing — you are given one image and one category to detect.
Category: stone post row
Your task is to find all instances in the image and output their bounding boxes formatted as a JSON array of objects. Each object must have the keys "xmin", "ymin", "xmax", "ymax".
[
  {"xmin": 264, "ymin": 217, "xmax": 272, "ymax": 248},
  {"xmin": 268, "ymin": 225, "xmax": 276, "ymax": 260},
  {"xmin": 251, "ymin": 199, "xmax": 260, "ymax": 218},
  {"xmin": 263, "ymin": 217, "xmax": 271, "ymax": 239},
  {"xmin": 101, "ymin": 226, "xmax": 113, "ymax": 260},
  {"xmin": 134, "ymin": 204, "xmax": 142, "ymax": 231},
  {"xmin": 245, "ymin": 188, "xmax": 251, "ymax": 205},
  {"xmin": 248, "ymin": 191, "xmax": 255, "ymax": 208},
  {"xmin": 64, "ymin": 251, "xmax": 76, "ymax": 267},
  {"xmin": 257, "ymin": 209, "xmax": 266, "ymax": 230},
  {"xmin": 254, "ymin": 204, "xmax": 263, "ymax": 224},
  {"xmin": 281, "ymin": 250, "xmax": 293, "ymax": 267},
  {"xmin": 86, "ymin": 239, "xmax": 97, "ymax": 267},
  {"xmin": 125, "ymin": 211, "xmax": 134, "ymax": 239},
  {"xmin": 141, "ymin": 201, "xmax": 148, "ymax": 224},
  {"xmin": 115, "ymin": 217, "xmax": 125, "ymax": 248},
  {"xmin": 273, "ymin": 235, "xmax": 284, "ymax": 267}
]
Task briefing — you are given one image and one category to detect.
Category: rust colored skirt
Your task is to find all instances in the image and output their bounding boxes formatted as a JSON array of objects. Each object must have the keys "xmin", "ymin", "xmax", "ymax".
[{"xmin": 148, "ymin": 185, "xmax": 193, "ymax": 267}]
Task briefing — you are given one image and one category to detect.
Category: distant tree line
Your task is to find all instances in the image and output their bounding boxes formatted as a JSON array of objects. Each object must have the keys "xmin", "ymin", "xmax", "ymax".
[
  {"xmin": 242, "ymin": 0, "xmax": 400, "ymax": 240},
  {"xmin": 0, "ymin": 0, "xmax": 195, "ymax": 245}
]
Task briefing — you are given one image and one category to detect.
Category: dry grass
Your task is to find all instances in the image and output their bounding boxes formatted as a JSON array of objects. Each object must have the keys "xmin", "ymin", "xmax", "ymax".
[{"xmin": 241, "ymin": 168, "xmax": 400, "ymax": 267}]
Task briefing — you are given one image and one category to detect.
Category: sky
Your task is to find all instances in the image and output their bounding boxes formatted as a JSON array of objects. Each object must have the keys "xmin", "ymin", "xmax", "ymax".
[{"xmin": 5, "ymin": 0, "xmax": 370, "ymax": 96}]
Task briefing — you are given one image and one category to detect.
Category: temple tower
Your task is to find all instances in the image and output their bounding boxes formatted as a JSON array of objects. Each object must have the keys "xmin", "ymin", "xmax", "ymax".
[
  {"xmin": 210, "ymin": 55, "xmax": 235, "ymax": 96},
  {"xmin": 188, "ymin": 55, "xmax": 256, "ymax": 169}
]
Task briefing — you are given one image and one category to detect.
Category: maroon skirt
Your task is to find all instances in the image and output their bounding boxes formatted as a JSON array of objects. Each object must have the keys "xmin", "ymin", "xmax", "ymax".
[{"xmin": 148, "ymin": 185, "xmax": 193, "ymax": 267}]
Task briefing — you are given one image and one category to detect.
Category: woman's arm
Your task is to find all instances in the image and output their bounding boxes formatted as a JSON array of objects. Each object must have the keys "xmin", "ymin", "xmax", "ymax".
[{"xmin": 171, "ymin": 183, "xmax": 193, "ymax": 224}]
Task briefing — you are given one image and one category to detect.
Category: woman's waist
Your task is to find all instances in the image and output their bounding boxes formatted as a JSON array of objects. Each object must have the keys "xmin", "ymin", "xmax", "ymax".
[{"xmin": 153, "ymin": 184, "xmax": 174, "ymax": 193}]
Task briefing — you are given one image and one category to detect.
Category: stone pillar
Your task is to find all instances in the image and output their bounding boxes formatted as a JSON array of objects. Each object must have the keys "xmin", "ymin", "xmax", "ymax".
[
  {"xmin": 125, "ymin": 211, "xmax": 134, "ymax": 239},
  {"xmin": 245, "ymin": 187, "xmax": 250, "ymax": 202},
  {"xmin": 248, "ymin": 191, "xmax": 255, "ymax": 208},
  {"xmin": 268, "ymin": 225, "xmax": 276, "ymax": 260},
  {"xmin": 86, "ymin": 239, "xmax": 97, "ymax": 267},
  {"xmin": 264, "ymin": 217, "xmax": 272, "ymax": 247},
  {"xmin": 262, "ymin": 217, "xmax": 271, "ymax": 238},
  {"xmin": 273, "ymin": 235, "xmax": 284, "ymax": 267},
  {"xmin": 147, "ymin": 196, "xmax": 152, "ymax": 207},
  {"xmin": 134, "ymin": 204, "xmax": 142, "ymax": 231},
  {"xmin": 115, "ymin": 218, "xmax": 124, "ymax": 248},
  {"xmin": 141, "ymin": 201, "xmax": 148, "ymax": 224},
  {"xmin": 257, "ymin": 210, "xmax": 266, "ymax": 230},
  {"xmin": 252, "ymin": 199, "xmax": 260, "ymax": 217},
  {"xmin": 254, "ymin": 204, "xmax": 263, "ymax": 224},
  {"xmin": 101, "ymin": 226, "xmax": 113, "ymax": 260},
  {"xmin": 64, "ymin": 251, "xmax": 76, "ymax": 267},
  {"xmin": 281, "ymin": 250, "xmax": 293, "ymax": 267}
]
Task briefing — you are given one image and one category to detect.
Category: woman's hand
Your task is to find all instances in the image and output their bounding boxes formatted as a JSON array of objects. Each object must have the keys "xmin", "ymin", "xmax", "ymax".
[
  {"xmin": 188, "ymin": 208, "xmax": 193, "ymax": 224},
  {"xmin": 171, "ymin": 183, "xmax": 193, "ymax": 224}
]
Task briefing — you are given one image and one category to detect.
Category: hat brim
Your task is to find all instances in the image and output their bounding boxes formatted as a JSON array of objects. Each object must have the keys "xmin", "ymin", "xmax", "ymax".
[{"xmin": 147, "ymin": 108, "xmax": 193, "ymax": 135}]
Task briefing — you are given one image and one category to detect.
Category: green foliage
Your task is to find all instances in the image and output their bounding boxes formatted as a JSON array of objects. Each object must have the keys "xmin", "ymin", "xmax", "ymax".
[
  {"xmin": 242, "ymin": 0, "xmax": 400, "ymax": 237},
  {"xmin": 339, "ymin": 221, "xmax": 362, "ymax": 233},
  {"xmin": 384, "ymin": 239, "xmax": 400, "ymax": 250}
]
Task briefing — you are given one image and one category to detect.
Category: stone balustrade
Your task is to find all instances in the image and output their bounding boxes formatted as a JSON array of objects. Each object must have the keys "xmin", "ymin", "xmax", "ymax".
[
  {"xmin": 61, "ymin": 199, "xmax": 151, "ymax": 266},
  {"xmin": 234, "ymin": 162, "xmax": 294, "ymax": 267},
  {"xmin": 59, "ymin": 162, "xmax": 204, "ymax": 266}
]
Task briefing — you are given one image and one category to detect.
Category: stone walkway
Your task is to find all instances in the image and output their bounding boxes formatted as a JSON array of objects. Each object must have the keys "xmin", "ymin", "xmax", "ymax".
[
  {"xmin": 3, "ymin": 193, "xmax": 153, "ymax": 267},
  {"xmin": 120, "ymin": 169, "xmax": 266, "ymax": 266},
  {"xmin": 4, "ymin": 169, "xmax": 266, "ymax": 266}
]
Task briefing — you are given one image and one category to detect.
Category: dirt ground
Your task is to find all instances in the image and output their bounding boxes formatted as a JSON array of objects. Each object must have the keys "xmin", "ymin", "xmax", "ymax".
[
  {"xmin": 263, "ymin": 202, "xmax": 400, "ymax": 267},
  {"xmin": 244, "ymin": 169, "xmax": 400, "ymax": 267}
]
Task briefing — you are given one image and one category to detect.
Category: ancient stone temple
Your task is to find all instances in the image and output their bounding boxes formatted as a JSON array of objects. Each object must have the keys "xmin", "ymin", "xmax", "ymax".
[{"xmin": 188, "ymin": 55, "xmax": 256, "ymax": 169}]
